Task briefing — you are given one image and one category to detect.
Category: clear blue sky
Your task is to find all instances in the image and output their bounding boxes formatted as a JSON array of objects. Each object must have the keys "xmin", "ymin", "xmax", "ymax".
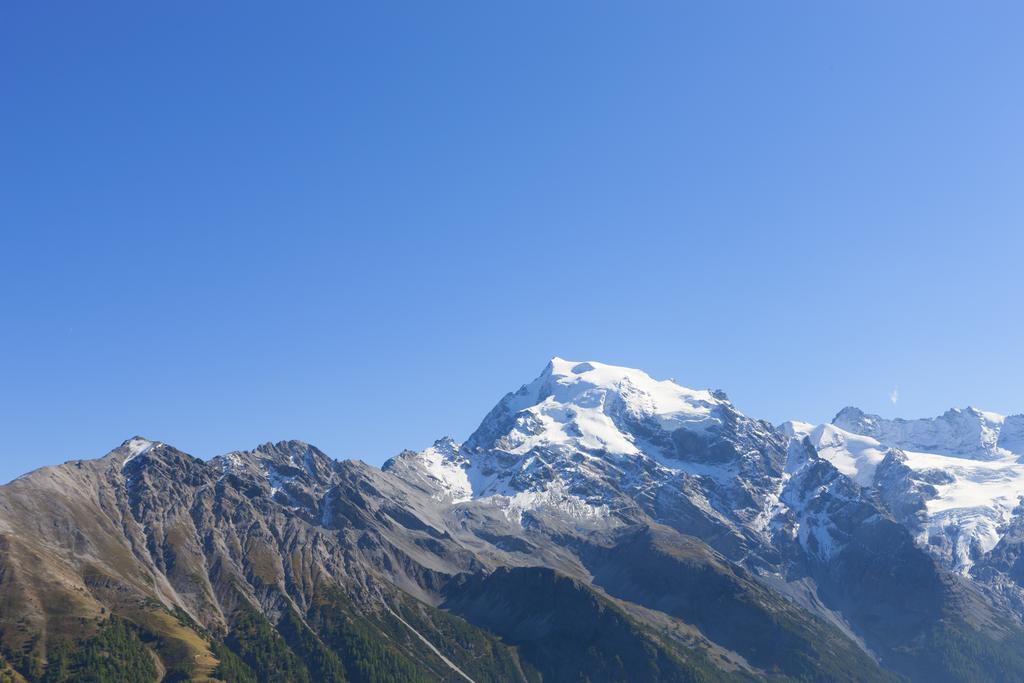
[{"xmin": 2, "ymin": 2, "xmax": 1022, "ymax": 483}]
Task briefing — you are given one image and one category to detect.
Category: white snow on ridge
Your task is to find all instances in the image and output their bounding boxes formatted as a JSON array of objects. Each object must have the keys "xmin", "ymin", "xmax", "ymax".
[
  {"xmin": 121, "ymin": 437, "xmax": 157, "ymax": 469},
  {"xmin": 809, "ymin": 424, "xmax": 889, "ymax": 487},
  {"xmin": 265, "ymin": 466, "xmax": 295, "ymax": 497},
  {"xmin": 416, "ymin": 438, "xmax": 473, "ymax": 503},
  {"xmin": 815, "ymin": 424, "xmax": 1024, "ymax": 519},
  {"xmin": 905, "ymin": 448, "xmax": 1024, "ymax": 570},
  {"xmin": 803, "ymin": 418, "xmax": 1024, "ymax": 573},
  {"xmin": 495, "ymin": 357, "xmax": 726, "ymax": 459},
  {"xmin": 1000, "ymin": 414, "xmax": 1024, "ymax": 454},
  {"xmin": 903, "ymin": 450, "xmax": 1024, "ymax": 515},
  {"xmin": 394, "ymin": 358, "xmax": 743, "ymax": 525},
  {"xmin": 499, "ymin": 482, "xmax": 611, "ymax": 525},
  {"xmin": 545, "ymin": 357, "xmax": 722, "ymax": 431},
  {"xmin": 218, "ymin": 452, "xmax": 244, "ymax": 475},
  {"xmin": 779, "ymin": 420, "xmax": 815, "ymax": 440},
  {"xmin": 833, "ymin": 406, "xmax": 1019, "ymax": 460}
]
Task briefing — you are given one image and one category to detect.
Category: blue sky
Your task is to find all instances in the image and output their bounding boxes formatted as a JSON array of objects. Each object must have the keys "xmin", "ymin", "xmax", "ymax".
[{"xmin": 2, "ymin": 2, "xmax": 1022, "ymax": 482}]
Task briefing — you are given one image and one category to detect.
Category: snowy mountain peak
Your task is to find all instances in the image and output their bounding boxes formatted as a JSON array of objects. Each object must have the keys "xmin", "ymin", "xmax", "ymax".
[
  {"xmin": 430, "ymin": 435, "xmax": 460, "ymax": 453},
  {"xmin": 119, "ymin": 436, "xmax": 160, "ymax": 469},
  {"xmin": 382, "ymin": 437, "xmax": 472, "ymax": 502},
  {"xmin": 832, "ymin": 405, "xmax": 1015, "ymax": 460},
  {"xmin": 803, "ymin": 404, "xmax": 1024, "ymax": 573},
  {"xmin": 120, "ymin": 436, "xmax": 156, "ymax": 455},
  {"xmin": 831, "ymin": 406, "xmax": 870, "ymax": 428},
  {"xmin": 388, "ymin": 358, "xmax": 787, "ymax": 542},
  {"xmin": 778, "ymin": 420, "xmax": 815, "ymax": 440},
  {"xmin": 465, "ymin": 358, "xmax": 729, "ymax": 458},
  {"xmin": 540, "ymin": 357, "xmax": 719, "ymax": 408}
]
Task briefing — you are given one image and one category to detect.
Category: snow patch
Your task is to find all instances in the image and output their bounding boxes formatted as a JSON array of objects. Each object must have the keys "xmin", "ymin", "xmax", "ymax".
[
  {"xmin": 808, "ymin": 424, "xmax": 888, "ymax": 486},
  {"xmin": 416, "ymin": 439, "xmax": 473, "ymax": 503},
  {"xmin": 265, "ymin": 466, "xmax": 296, "ymax": 498},
  {"xmin": 497, "ymin": 483, "xmax": 611, "ymax": 525},
  {"xmin": 121, "ymin": 437, "xmax": 157, "ymax": 470}
]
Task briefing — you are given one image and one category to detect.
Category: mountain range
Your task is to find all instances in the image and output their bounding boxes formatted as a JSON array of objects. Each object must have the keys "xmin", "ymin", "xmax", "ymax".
[{"xmin": 3, "ymin": 357, "xmax": 1024, "ymax": 682}]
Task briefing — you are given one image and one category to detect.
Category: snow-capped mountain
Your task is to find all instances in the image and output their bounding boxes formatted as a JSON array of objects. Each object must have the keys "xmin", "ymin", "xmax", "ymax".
[
  {"xmin": 388, "ymin": 357, "xmax": 741, "ymax": 500},
  {"xmin": 833, "ymin": 406, "xmax": 1023, "ymax": 460},
  {"xmin": 386, "ymin": 358, "xmax": 1024, "ymax": 578},
  {"xmin": 388, "ymin": 359, "xmax": 1024, "ymax": 620},
  {"xmin": 386, "ymin": 357, "xmax": 788, "ymax": 560},
  {"xmin": 787, "ymin": 407, "xmax": 1024, "ymax": 574},
  {"xmin": 379, "ymin": 357, "xmax": 1024, "ymax": 680},
  {"xmin": 4, "ymin": 356, "xmax": 1024, "ymax": 682}
]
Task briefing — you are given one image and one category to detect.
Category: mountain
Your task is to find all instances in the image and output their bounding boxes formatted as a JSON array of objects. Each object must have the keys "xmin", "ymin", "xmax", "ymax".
[
  {"xmin": 832, "ymin": 405, "xmax": 1021, "ymax": 460},
  {"xmin": 2, "ymin": 358, "xmax": 1024, "ymax": 682},
  {"xmin": 786, "ymin": 407, "xmax": 1024, "ymax": 575},
  {"xmin": 386, "ymin": 358, "xmax": 787, "ymax": 565}
]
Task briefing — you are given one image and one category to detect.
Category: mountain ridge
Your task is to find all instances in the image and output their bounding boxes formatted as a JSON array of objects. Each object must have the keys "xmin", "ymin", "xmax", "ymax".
[{"xmin": 2, "ymin": 357, "xmax": 1024, "ymax": 682}]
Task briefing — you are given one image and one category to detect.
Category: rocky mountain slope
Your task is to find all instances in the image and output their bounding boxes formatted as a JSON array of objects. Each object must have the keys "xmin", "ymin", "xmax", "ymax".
[
  {"xmin": 2, "ymin": 358, "xmax": 1024, "ymax": 682},
  {"xmin": 786, "ymin": 406, "xmax": 1024, "ymax": 576}
]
